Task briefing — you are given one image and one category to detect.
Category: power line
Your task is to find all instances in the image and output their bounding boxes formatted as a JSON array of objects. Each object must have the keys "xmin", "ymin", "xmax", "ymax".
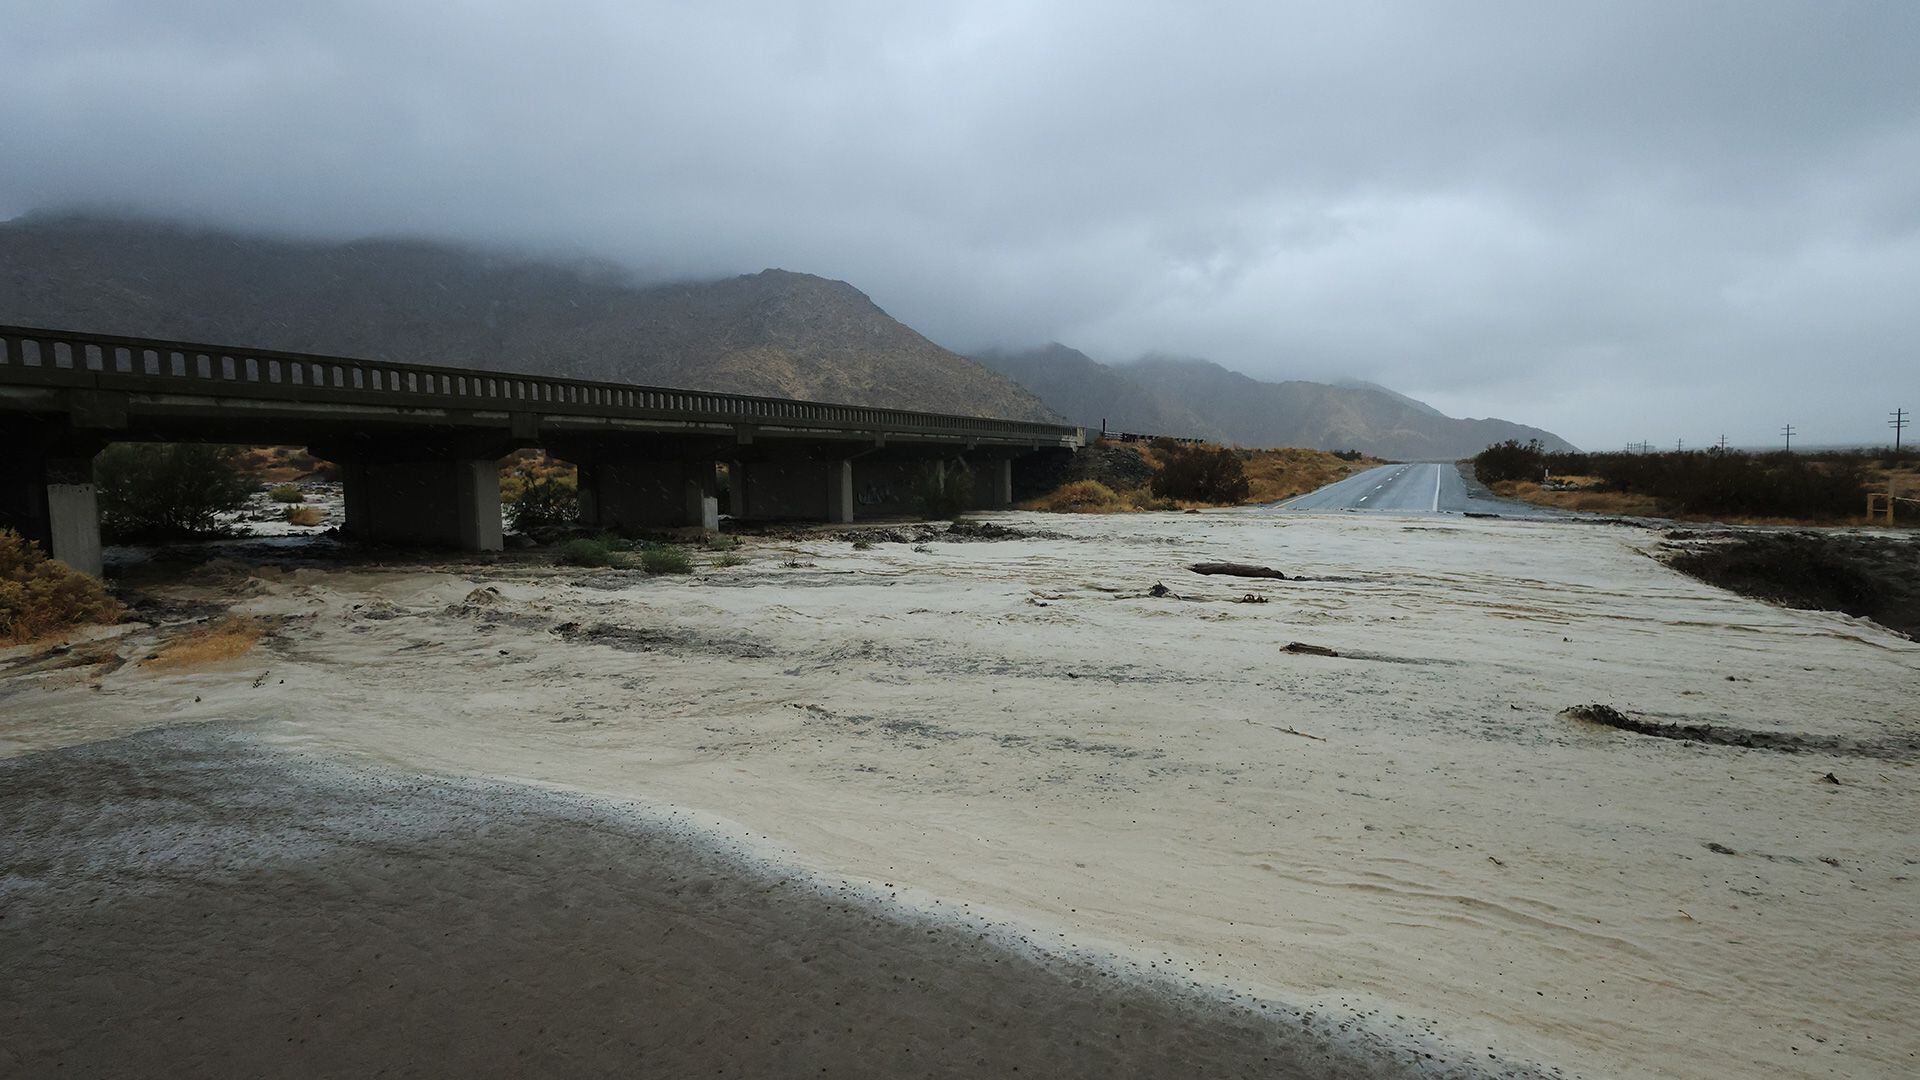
[
  {"xmin": 1781, "ymin": 423, "xmax": 1795, "ymax": 452},
  {"xmin": 1893, "ymin": 408, "xmax": 1909, "ymax": 452}
]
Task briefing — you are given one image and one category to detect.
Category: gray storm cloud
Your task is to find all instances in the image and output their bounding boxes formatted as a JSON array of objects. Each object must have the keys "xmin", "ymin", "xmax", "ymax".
[{"xmin": 4, "ymin": 1, "xmax": 1916, "ymax": 447}]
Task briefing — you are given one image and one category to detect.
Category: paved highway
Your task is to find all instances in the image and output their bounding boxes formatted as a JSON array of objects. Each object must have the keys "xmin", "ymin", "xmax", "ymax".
[{"xmin": 1273, "ymin": 462, "xmax": 1519, "ymax": 515}]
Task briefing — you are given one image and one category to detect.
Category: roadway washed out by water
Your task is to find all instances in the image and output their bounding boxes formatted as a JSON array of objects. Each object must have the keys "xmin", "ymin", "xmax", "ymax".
[{"xmin": 4, "ymin": 503, "xmax": 1915, "ymax": 1079}]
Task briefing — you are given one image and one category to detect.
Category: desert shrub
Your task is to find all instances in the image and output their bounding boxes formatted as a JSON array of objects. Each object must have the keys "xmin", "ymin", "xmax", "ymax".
[
  {"xmin": 1479, "ymin": 442, "xmax": 1869, "ymax": 520},
  {"xmin": 1474, "ymin": 439, "xmax": 1548, "ymax": 484},
  {"xmin": 505, "ymin": 466, "xmax": 579, "ymax": 531},
  {"xmin": 267, "ymin": 483, "xmax": 305, "ymax": 504},
  {"xmin": 851, "ymin": 537, "xmax": 874, "ymax": 550},
  {"xmin": 0, "ymin": 530, "xmax": 123, "ymax": 644},
  {"xmin": 284, "ymin": 505, "xmax": 325, "ymax": 527},
  {"xmin": 912, "ymin": 461, "xmax": 974, "ymax": 519},
  {"xmin": 1123, "ymin": 487, "xmax": 1177, "ymax": 511},
  {"xmin": 557, "ymin": 538, "xmax": 612, "ymax": 567},
  {"xmin": 1150, "ymin": 444, "xmax": 1251, "ymax": 503},
  {"xmin": 639, "ymin": 543, "xmax": 693, "ymax": 575},
  {"xmin": 711, "ymin": 552, "xmax": 746, "ymax": 568},
  {"xmin": 95, "ymin": 443, "xmax": 255, "ymax": 541},
  {"xmin": 705, "ymin": 534, "xmax": 739, "ymax": 551},
  {"xmin": 1030, "ymin": 479, "xmax": 1125, "ymax": 512},
  {"xmin": 1590, "ymin": 451, "xmax": 1863, "ymax": 519}
]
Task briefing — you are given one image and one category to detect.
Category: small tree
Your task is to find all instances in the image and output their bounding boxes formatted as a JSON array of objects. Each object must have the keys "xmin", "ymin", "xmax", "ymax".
[
  {"xmin": 504, "ymin": 466, "xmax": 579, "ymax": 531},
  {"xmin": 95, "ymin": 443, "xmax": 254, "ymax": 541}
]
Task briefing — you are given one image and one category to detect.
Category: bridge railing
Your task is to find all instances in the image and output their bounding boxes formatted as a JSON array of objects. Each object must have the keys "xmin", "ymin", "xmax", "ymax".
[{"xmin": 0, "ymin": 324, "xmax": 1080, "ymax": 444}]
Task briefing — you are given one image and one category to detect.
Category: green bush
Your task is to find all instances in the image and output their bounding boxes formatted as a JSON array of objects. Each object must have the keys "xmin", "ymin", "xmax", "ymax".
[
  {"xmin": 95, "ymin": 443, "xmax": 255, "ymax": 541},
  {"xmin": 505, "ymin": 466, "xmax": 579, "ymax": 531},
  {"xmin": 1150, "ymin": 444, "xmax": 1251, "ymax": 503},
  {"xmin": 557, "ymin": 538, "xmax": 613, "ymax": 567},
  {"xmin": 711, "ymin": 552, "xmax": 746, "ymax": 568},
  {"xmin": 851, "ymin": 537, "xmax": 874, "ymax": 550},
  {"xmin": 639, "ymin": 543, "xmax": 693, "ymax": 575},
  {"xmin": 267, "ymin": 483, "xmax": 305, "ymax": 504},
  {"xmin": 913, "ymin": 461, "xmax": 974, "ymax": 519},
  {"xmin": 1474, "ymin": 439, "xmax": 1549, "ymax": 484}
]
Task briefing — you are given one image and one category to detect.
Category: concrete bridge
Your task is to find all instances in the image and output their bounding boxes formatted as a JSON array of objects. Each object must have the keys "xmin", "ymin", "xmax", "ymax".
[{"xmin": 0, "ymin": 325, "xmax": 1083, "ymax": 576}]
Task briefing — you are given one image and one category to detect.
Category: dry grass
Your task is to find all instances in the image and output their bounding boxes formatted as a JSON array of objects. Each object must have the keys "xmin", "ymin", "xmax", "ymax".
[
  {"xmin": 1492, "ymin": 476, "xmax": 1912, "ymax": 525},
  {"xmin": 1027, "ymin": 447, "xmax": 1380, "ymax": 514},
  {"xmin": 238, "ymin": 446, "xmax": 329, "ymax": 484},
  {"xmin": 141, "ymin": 614, "xmax": 263, "ymax": 669},
  {"xmin": 0, "ymin": 530, "xmax": 123, "ymax": 645},
  {"xmin": 1018, "ymin": 479, "xmax": 1175, "ymax": 512},
  {"xmin": 1493, "ymin": 479, "xmax": 1665, "ymax": 516},
  {"xmin": 1242, "ymin": 449, "xmax": 1379, "ymax": 504},
  {"xmin": 284, "ymin": 505, "xmax": 326, "ymax": 527},
  {"xmin": 1023, "ymin": 480, "xmax": 1131, "ymax": 513}
]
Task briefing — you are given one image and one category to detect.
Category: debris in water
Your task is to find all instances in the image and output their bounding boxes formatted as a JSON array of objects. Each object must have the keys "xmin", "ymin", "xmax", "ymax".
[{"xmin": 1189, "ymin": 562, "xmax": 1288, "ymax": 580}]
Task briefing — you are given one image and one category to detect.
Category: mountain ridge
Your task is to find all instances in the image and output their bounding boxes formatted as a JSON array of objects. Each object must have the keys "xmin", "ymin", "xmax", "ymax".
[
  {"xmin": 975, "ymin": 347, "xmax": 1576, "ymax": 459},
  {"xmin": 0, "ymin": 213, "xmax": 1058, "ymax": 422}
]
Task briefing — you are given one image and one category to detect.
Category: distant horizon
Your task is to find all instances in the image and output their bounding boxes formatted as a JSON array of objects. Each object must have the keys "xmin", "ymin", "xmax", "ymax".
[{"xmin": 1, "ymin": 205, "xmax": 1910, "ymax": 454}]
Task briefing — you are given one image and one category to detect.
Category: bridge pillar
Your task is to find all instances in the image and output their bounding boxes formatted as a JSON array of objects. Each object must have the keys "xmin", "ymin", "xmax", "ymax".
[
  {"xmin": 336, "ymin": 456, "xmax": 503, "ymax": 551},
  {"xmin": 972, "ymin": 458, "xmax": 1014, "ymax": 511},
  {"xmin": 0, "ymin": 423, "xmax": 105, "ymax": 577},
  {"xmin": 730, "ymin": 458, "xmax": 853, "ymax": 523},
  {"xmin": 0, "ymin": 453, "xmax": 103, "ymax": 578},
  {"xmin": 577, "ymin": 459, "xmax": 719, "ymax": 531}
]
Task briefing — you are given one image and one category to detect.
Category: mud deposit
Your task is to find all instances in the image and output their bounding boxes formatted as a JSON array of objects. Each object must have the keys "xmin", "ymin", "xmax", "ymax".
[
  {"xmin": 5, "ymin": 510, "xmax": 1917, "ymax": 1078},
  {"xmin": 1663, "ymin": 530, "xmax": 1920, "ymax": 638},
  {"xmin": 1563, "ymin": 703, "xmax": 1920, "ymax": 760},
  {"xmin": 1, "ymin": 728, "xmax": 1529, "ymax": 1080}
]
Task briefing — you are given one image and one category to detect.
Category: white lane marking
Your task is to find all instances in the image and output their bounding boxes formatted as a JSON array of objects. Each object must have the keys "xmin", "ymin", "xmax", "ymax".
[
  {"xmin": 1358, "ymin": 496, "xmax": 1369, "ymax": 502},
  {"xmin": 1431, "ymin": 465, "xmax": 1443, "ymax": 512}
]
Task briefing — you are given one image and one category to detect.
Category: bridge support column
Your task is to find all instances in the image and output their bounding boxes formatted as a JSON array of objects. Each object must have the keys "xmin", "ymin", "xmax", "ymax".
[
  {"xmin": 972, "ymin": 458, "xmax": 1014, "ymax": 510},
  {"xmin": 731, "ymin": 458, "xmax": 853, "ymax": 523},
  {"xmin": 337, "ymin": 456, "xmax": 503, "ymax": 551},
  {"xmin": 0, "ymin": 421, "xmax": 105, "ymax": 578},
  {"xmin": 577, "ymin": 460, "xmax": 719, "ymax": 531},
  {"xmin": 0, "ymin": 451, "xmax": 103, "ymax": 578}
]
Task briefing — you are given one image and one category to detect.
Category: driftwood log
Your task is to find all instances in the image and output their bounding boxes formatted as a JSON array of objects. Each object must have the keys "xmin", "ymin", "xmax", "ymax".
[
  {"xmin": 1188, "ymin": 562, "xmax": 1288, "ymax": 580},
  {"xmin": 1282, "ymin": 641, "xmax": 1339, "ymax": 657}
]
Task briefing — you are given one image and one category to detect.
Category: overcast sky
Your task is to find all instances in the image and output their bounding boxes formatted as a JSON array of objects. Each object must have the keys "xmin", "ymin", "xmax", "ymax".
[{"xmin": 5, "ymin": 2, "xmax": 1917, "ymax": 448}]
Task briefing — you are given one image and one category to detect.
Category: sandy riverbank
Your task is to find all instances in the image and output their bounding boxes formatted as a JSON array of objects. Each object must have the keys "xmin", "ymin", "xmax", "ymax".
[{"xmin": 4, "ymin": 509, "xmax": 1916, "ymax": 1077}]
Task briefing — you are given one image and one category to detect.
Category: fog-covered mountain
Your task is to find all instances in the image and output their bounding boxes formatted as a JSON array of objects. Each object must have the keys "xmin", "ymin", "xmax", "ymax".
[
  {"xmin": 0, "ymin": 213, "xmax": 1057, "ymax": 422},
  {"xmin": 975, "ymin": 347, "xmax": 1576, "ymax": 459}
]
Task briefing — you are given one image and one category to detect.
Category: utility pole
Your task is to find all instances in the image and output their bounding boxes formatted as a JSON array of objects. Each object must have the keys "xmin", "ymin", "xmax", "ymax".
[
  {"xmin": 1782, "ymin": 424, "xmax": 1795, "ymax": 452},
  {"xmin": 1893, "ymin": 408, "xmax": 1909, "ymax": 452},
  {"xmin": 1716, "ymin": 434, "xmax": 1728, "ymax": 452},
  {"xmin": 1676, "ymin": 438, "xmax": 1684, "ymax": 452}
]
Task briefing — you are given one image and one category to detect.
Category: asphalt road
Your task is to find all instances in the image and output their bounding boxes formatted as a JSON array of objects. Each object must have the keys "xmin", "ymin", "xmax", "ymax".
[{"xmin": 1273, "ymin": 462, "xmax": 1514, "ymax": 515}]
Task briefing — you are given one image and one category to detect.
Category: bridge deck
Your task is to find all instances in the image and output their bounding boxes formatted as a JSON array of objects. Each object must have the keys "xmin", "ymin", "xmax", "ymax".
[{"xmin": 0, "ymin": 325, "xmax": 1081, "ymax": 448}]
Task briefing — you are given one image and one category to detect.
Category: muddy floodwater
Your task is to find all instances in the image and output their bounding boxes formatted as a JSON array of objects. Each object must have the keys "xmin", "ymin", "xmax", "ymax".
[{"xmin": 4, "ymin": 509, "xmax": 1917, "ymax": 1078}]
